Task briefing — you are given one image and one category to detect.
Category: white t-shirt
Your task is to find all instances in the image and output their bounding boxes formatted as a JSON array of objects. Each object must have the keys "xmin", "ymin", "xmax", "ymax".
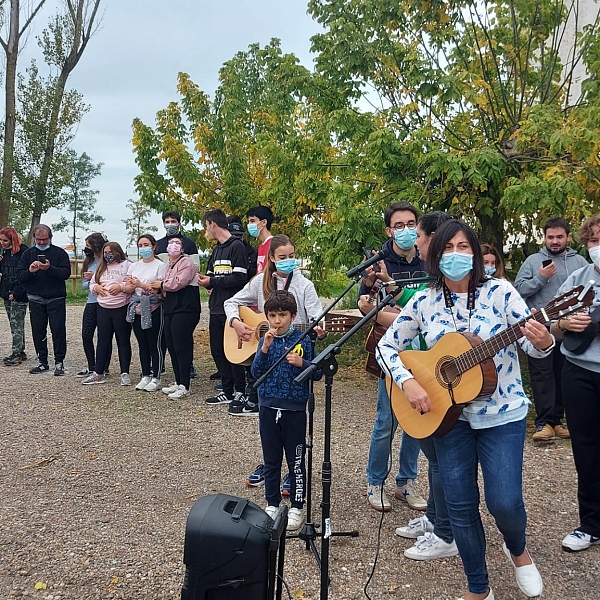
[{"xmin": 127, "ymin": 259, "xmax": 166, "ymax": 295}]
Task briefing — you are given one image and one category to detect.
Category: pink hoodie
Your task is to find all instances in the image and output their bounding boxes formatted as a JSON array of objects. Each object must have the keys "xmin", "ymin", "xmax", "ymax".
[{"xmin": 90, "ymin": 260, "xmax": 132, "ymax": 309}]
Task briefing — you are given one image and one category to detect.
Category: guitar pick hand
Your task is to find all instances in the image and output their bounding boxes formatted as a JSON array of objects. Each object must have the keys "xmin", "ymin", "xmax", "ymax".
[{"xmin": 402, "ymin": 378, "xmax": 432, "ymax": 414}]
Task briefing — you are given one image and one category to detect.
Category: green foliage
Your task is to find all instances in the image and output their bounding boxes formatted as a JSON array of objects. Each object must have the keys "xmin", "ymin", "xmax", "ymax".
[{"xmin": 122, "ymin": 198, "xmax": 159, "ymax": 250}]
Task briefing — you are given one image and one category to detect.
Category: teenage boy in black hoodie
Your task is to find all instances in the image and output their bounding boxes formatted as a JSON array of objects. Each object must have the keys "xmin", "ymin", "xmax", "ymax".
[
  {"xmin": 197, "ymin": 209, "xmax": 249, "ymax": 404},
  {"xmin": 17, "ymin": 224, "xmax": 71, "ymax": 375}
]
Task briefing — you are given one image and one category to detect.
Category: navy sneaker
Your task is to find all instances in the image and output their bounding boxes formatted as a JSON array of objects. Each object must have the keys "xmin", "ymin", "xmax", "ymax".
[
  {"xmin": 29, "ymin": 363, "xmax": 49, "ymax": 374},
  {"xmin": 246, "ymin": 464, "xmax": 265, "ymax": 487},
  {"xmin": 214, "ymin": 382, "xmax": 223, "ymax": 391},
  {"xmin": 282, "ymin": 473, "xmax": 291, "ymax": 496}
]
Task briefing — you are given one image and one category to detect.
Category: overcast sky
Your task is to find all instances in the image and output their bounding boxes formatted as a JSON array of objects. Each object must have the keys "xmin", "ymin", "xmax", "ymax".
[{"xmin": 18, "ymin": 0, "xmax": 321, "ymax": 249}]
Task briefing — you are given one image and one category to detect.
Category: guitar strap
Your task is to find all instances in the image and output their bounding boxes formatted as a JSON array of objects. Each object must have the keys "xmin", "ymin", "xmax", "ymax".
[
  {"xmin": 281, "ymin": 271, "xmax": 293, "ymax": 291},
  {"xmin": 442, "ymin": 281, "xmax": 475, "ymax": 311}
]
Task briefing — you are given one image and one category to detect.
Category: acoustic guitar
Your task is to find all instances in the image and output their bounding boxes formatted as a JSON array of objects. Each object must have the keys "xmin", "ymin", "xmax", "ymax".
[
  {"xmin": 224, "ymin": 305, "xmax": 356, "ymax": 365},
  {"xmin": 387, "ymin": 284, "xmax": 594, "ymax": 439}
]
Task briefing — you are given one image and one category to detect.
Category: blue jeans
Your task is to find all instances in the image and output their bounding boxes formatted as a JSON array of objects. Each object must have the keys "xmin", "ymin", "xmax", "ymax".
[
  {"xmin": 366, "ymin": 378, "xmax": 420, "ymax": 487},
  {"xmin": 434, "ymin": 418, "xmax": 527, "ymax": 594},
  {"xmin": 418, "ymin": 436, "xmax": 452, "ymax": 544}
]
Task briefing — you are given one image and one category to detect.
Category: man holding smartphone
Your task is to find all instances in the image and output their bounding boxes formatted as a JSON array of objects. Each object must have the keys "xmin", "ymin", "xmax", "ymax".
[
  {"xmin": 515, "ymin": 217, "xmax": 589, "ymax": 441},
  {"xmin": 17, "ymin": 224, "xmax": 71, "ymax": 376}
]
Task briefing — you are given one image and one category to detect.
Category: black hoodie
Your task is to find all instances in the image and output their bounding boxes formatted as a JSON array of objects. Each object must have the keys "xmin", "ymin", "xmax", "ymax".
[{"xmin": 0, "ymin": 243, "xmax": 28, "ymax": 302}]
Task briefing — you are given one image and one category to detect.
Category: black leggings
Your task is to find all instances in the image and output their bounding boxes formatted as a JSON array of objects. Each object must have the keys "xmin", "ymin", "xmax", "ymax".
[
  {"xmin": 164, "ymin": 311, "xmax": 199, "ymax": 389},
  {"xmin": 81, "ymin": 303, "xmax": 113, "ymax": 371},
  {"xmin": 132, "ymin": 306, "xmax": 164, "ymax": 378},
  {"xmin": 95, "ymin": 305, "xmax": 131, "ymax": 375}
]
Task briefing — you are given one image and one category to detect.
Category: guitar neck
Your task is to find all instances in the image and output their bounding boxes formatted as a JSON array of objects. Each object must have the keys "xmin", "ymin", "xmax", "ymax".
[{"xmin": 456, "ymin": 311, "xmax": 546, "ymax": 373}]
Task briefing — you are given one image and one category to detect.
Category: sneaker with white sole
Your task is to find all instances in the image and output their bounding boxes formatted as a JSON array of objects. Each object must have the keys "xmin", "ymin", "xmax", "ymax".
[
  {"xmin": 168, "ymin": 384, "xmax": 189, "ymax": 400},
  {"xmin": 76, "ymin": 368, "xmax": 91, "ymax": 378},
  {"xmin": 395, "ymin": 515, "xmax": 435, "ymax": 539},
  {"xmin": 562, "ymin": 529, "xmax": 600, "ymax": 552},
  {"xmin": 205, "ymin": 391, "xmax": 233, "ymax": 405},
  {"xmin": 395, "ymin": 479, "xmax": 427, "ymax": 511},
  {"xmin": 161, "ymin": 383, "xmax": 179, "ymax": 395},
  {"xmin": 502, "ymin": 543, "xmax": 543, "ymax": 597},
  {"xmin": 29, "ymin": 363, "xmax": 49, "ymax": 374},
  {"xmin": 287, "ymin": 507, "xmax": 305, "ymax": 531},
  {"xmin": 120, "ymin": 373, "xmax": 132, "ymax": 386},
  {"xmin": 246, "ymin": 464, "xmax": 265, "ymax": 487},
  {"xmin": 367, "ymin": 483, "xmax": 392, "ymax": 512},
  {"xmin": 404, "ymin": 532, "xmax": 459, "ymax": 561},
  {"xmin": 82, "ymin": 372, "xmax": 106, "ymax": 385},
  {"xmin": 53, "ymin": 362, "xmax": 65, "ymax": 376},
  {"xmin": 136, "ymin": 376, "xmax": 152, "ymax": 390},
  {"xmin": 144, "ymin": 378, "xmax": 161, "ymax": 392},
  {"xmin": 265, "ymin": 505, "xmax": 279, "ymax": 520}
]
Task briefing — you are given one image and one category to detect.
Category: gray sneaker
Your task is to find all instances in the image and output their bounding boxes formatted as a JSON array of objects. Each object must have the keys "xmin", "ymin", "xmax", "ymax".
[
  {"xmin": 54, "ymin": 362, "xmax": 65, "ymax": 376},
  {"xmin": 120, "ymin": 373, "xmax": 132, "ymax": 386},
  {"xmin": 82, "ymin": 372, "xmax": 106, "ymax": 385}
]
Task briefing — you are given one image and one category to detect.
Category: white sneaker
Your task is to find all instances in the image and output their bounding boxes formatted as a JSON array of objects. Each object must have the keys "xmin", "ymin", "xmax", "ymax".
[
  {"xmin": 395, "ymin": 479, "xmax": 427, "ymax": 510},
  {"xmin": 367, "ymin": 483, "xmax": 392, "ymax": 512},
  {"xmin": 144, "ymin": 378, "xmax": 161, "ymax": 392},
  {"xmin": 120, "ymin": 373, "xmax": 132, "ymax": 386},
  {"xmin": 404, "ymin": 532, "xmax": 459, "ymax": 561},
  {"xmin": 562, "ymin": 529, "xmax": 600, "ymax": 552},
  {"xmin": 161, "ymin": 383, "xmax": 179, "ymax": 395},
  {"xmin": 287, "ymin": 507, "xmax": 305, "ymax": 531},
  {"xmin": 502, "ymin": 543, "xmax": 543, "ymax": 597},
  {"xmin": 395, "ymin": 515, "xmax": 434, "ymax": 539},
  {"xmin": 265, "ymin": 505, "xmax": 279, "ymax": 520},
  {"xmin": 168, "ymin": 384, "xmax": 189, "ymax": 400},
  {"xmin": 135, "ymin": 376, "xmax": 152, "ymax": 390}
]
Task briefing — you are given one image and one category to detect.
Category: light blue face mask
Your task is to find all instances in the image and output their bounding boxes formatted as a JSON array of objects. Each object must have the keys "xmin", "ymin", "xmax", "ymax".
[
  {"xmin": 439, "ymin": 251, "xmax": 473, "ymax": 281},
  {"xmin": 139, "ymin": 247, "xmax": 154, "ymax": 259},
  {"xmin": 35, "ymin": 243, "xmax": 50, "ymax": 251},
  {"xmin": 394, "ymin": 227, "xmax": 418, "ymax": 251},
  {"xmin": 484, "ymin": 265, "xmax": 496, "ymax": 276},
  {"xmin": 247, "ymin": 223, "xmax": 261, "ymax": 238},
  {"xmin": 275, "ymin": 258, "xmax": 297, "ymax": 275}
]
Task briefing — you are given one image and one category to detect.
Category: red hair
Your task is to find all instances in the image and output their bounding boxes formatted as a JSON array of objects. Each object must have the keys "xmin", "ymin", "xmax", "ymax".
[{"xmin": 0, "ymin": 227, "xmax": 22, "ymax": 254}]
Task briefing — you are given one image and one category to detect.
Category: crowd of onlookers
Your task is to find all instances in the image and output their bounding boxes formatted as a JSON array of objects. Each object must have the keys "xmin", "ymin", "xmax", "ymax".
[{"xmin": 1, "ymin": 203, "xmax": 599, "ymax": 596}]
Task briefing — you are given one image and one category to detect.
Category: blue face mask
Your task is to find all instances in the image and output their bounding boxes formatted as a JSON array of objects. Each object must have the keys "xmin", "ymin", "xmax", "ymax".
[
  {"xmin": 275, "ymin": 258, "xmax": 297, "ymax": 275},
  {"xmin": 394, "ymin": 228, "xmax": 418, "ymax": 251},
  {"xmin": 484, "ymin": 265, "xmax": 496, "ymax": 276},
  {"xmin": 35, "ymin": 243, "xmax": 50, "ymax": 251},
  {"xmin": 439, "ymin": 252, "xmax": 473, "ymax": 281},
  {"xmin": 139, "ymin": 247, "xmax": 154, "ymax": 259},
  {"xmin": 247, "ymin": 223, "xmax": 261, "ymax": 238}
]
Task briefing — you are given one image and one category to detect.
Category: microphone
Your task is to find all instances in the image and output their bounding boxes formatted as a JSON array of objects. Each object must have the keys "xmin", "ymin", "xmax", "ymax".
[
  {"xmin": 346, "ymin": 247, "xmax": 390, "ymax": 279},
  {"xmin": 381, "ymin": 275, "xmax": 438, "ymax": 287}
]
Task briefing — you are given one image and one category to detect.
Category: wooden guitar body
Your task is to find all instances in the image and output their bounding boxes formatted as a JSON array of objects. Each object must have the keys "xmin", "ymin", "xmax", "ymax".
[
  {"xmin": 388, "ymin": 332, "xmax": 498, "ymax": 439},
  {"xmin": 224, "ymin": 306, "xmax": 269, "ymax": 366}
]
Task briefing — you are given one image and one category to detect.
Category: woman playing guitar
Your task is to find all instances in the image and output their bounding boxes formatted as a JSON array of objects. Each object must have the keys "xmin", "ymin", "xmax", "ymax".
[{"xmin": 377, "ymin": 219, "xmax": 552, "ymax": 600}]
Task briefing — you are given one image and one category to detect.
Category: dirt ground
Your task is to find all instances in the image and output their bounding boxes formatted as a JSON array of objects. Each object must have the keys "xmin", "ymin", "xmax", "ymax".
[{"xmin": 0, "ymin": 305, "xmax": 598, "ymax": 599}]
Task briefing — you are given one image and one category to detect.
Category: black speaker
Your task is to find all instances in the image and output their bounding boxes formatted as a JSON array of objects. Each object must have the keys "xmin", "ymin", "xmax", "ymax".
[{"xmin": 181, "ymin": 493, "xmax": 287, "ymax": 600}]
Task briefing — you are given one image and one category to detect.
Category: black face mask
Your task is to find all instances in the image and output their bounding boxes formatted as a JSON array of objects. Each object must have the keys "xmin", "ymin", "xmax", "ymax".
[
  {"xmin": 104, "ymin": 253, "xmax": 116, "ymax": 264},
  {"xmin": 83, "ymin": 247, "xmax": 94, "ymax": 258}
]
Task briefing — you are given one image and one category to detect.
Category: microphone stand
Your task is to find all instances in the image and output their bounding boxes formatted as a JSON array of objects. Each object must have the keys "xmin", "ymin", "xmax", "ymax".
[{"xmin": 293, "ymin": 284, "xmax": 406, "ymax": 600}]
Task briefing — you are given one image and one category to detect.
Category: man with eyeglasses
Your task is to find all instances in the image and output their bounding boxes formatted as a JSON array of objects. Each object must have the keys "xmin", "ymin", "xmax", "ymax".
[
  {"xmin": 17, "ymin": 224, "xmax": 71, "ymax": 375},
  {"xmin": 358, "ymin": 201, "xmax": 429, "ymax": 515}
]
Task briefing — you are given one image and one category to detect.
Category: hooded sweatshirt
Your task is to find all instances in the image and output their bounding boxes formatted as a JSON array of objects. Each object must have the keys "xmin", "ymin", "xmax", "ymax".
[{"xmin": 514, "ymin": 246, "xmax": 588, "ymax": 310}]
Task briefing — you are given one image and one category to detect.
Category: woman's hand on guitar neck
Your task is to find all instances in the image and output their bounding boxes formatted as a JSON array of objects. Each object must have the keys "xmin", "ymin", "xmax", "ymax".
[
  {"xmin": 232, "ymin": 318, "xmax": 254, "ymax": 343},
  {"xmin": 402, "ymin": 378, "xmax": 432, "ymax": 414},
  {"xmin": 520, "ymin": 310, "xmax": 554, "ymax": 350}
]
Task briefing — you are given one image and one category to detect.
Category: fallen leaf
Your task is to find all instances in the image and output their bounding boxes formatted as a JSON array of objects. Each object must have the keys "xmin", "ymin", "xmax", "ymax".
[
  {"xmin": 111, "ymin": 576, "xmax": 119, "ymax": 584},
  {"xmin": 19, "ymin": 456, "xmax": 59, "ymax": 470},
  {"xmin": 34, "ymin": 581, "xmax": 47, "ymax": 590}
]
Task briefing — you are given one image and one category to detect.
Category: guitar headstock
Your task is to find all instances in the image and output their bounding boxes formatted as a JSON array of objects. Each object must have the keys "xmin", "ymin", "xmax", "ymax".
[
  {"xmin": 541, "ymin": 281, "xmax": 596, "ymax": 321},
  {"xmin": 325, "ymin": 316, "xmax": 358, "ymax": 333}
]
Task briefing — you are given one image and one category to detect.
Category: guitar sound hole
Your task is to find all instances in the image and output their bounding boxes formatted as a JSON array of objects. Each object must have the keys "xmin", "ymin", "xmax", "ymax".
[
  {"xmin": 436, "ymin": 357, "xmax": 461, "ymax": 389},
  {"xmin": 258, "ymin": 323, "xmax": 269, "ymax": 340}
]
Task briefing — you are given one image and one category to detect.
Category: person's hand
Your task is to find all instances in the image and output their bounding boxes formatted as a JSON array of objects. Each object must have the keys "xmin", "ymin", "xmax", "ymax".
[
  {"xmin": 197, "ymin": 274, "xmax": 211, "ymax": 288},
  {"xmin": 38, "ymin": 259, "xmax": 50, "ymax": 271},
  {"xmin": 559, "ymin": 311, "xmax": 592, "ymax": 332},
  {"xmin": 232, "ymin": 318, "xmax": 254, "ymax": 343},
  {"xmin": 83, "ymin": 271, "xmax": 93, "ymax": 280},
  {"xmin": 521, "ymin": 312, "xmax": 553, "ymax": 349},
  {"xmin": 94, "ymin": 284, "xmax": 108, "ymax": 297},
  {"xmin": 402, "ymin": 378, "xmax": 432, "ymax": 413},
  {"xmin": 262, "ymin": 328, "xmax": 276, "ymax": 352},
  {"xmin": 8, "ymin": 293, "xmax": 14, "ymax": 301},
  {"xmin": 286, "ymin": 346, "xmax": 303, "ymax": 367},
  {"xmin": 539, "ymin": 262, "xmax": 557, "ymax": 279},
  {"xmin": 107, "ymin": 283, "xmax": 122, "ymax": 295},
  {"xmin": 29, "ymin": 261, "xmax": 41, "ymax": 273},
  {"xmin": 358, "ymin": 294, "xmax": 375, "ymax": 313},
  {"xmin": 149, "ymin": 279, "xmax": 162, "ymax": 291},
  {"xmin": 375, "ymin": 260, "xmax": 391, "ymax": 283},
  {"xmin": 314, "ymin": 325, "xmax": 326, "ymax": 339}
]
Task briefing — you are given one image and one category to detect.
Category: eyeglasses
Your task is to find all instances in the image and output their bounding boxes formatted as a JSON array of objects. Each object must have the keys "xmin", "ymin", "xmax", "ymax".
[
  {"xmin": 389, "ymin": 221, "xmax": 417, "ymax": 231},
  {"xmin": 35, "ymin": 237, "xmax": 50, "ymax": 243}
]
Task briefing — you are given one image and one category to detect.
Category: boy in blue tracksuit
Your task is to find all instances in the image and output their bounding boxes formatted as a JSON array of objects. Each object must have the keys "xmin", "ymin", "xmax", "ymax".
[{"xmin": 251, "ymin": 290, "xmax": 321, "ymax": 531}]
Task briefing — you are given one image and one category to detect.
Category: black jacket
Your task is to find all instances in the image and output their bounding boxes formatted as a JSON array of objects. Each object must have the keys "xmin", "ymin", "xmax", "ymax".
[
  {"xmin": 0, "ymin": 243, "xmax": 28, "ymax": 302},
  {"xmin": 17, "ymin": 245, "xmax": 71, "ymax": 299}
]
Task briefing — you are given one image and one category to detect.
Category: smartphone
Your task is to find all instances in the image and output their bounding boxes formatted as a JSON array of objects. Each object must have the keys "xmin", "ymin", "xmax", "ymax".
[
  {"xmin": 38, "ymin": 254, "xmax": 47, "ymax": 263},
  {"xmin": 542, "ymin": 259, "xmax": 552, "ymax": 267},
  {"xmin": 363, "ymin": 247, "xmax": 381, "ymax": 273}
]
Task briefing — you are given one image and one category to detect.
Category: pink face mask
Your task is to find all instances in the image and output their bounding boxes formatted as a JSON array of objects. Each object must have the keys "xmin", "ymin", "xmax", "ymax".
[{"xmin": 167, "ymin": 243, "xmax": 182, "ymax": 256}]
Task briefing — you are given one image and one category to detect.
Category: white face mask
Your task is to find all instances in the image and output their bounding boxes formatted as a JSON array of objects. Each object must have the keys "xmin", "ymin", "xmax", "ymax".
[{"xmin": 589, "ymin": 245, "xmax": 600, "ymax": 269}]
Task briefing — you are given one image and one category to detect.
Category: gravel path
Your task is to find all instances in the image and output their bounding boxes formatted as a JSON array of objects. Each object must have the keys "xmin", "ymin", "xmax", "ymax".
[{"xmin": 0, "ymin": 304, "xmax": 598, "ymax": 599}]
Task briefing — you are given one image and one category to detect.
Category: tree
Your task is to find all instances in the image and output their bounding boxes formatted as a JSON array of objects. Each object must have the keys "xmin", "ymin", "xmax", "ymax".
[
  {"xmin": 11, "ymin": 60, "xmax": 89, "ymax": 241},
  {"xmin": 52, "ymin": 149, "xmax": 103, "ymax": 256},
  {"xmin": 0, "ymin": 0, "xmax": 47, "ymax": 227},
  {"xmin": 122, "ymin": 198, "xmax": 158, "ymax": 251}
]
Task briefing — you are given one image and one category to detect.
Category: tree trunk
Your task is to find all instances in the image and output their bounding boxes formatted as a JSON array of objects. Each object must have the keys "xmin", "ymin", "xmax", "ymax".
[
  {"xmin": 479, "ymin": 211, "xmax": 505, "ymax": 253},
  {"xmin": 0, "ymin": 0, "xmax": 20, "ymax": 227},
  {"xmin": 27, "ymin": 212, "xmax": 42, "ymax": 246}
]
